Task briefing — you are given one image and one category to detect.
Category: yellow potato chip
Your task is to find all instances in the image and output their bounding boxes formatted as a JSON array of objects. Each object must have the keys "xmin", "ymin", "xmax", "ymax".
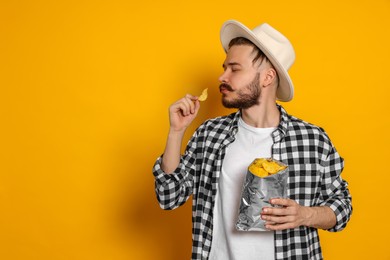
[
  {"xmin": 249, "ymin": 165, "xmax": 269, "ymax": 178},
  {"xmin": 198, "ymin": 88, "xmax": 208, "ymax": 101},
  {"xmin": 248, "ymin": 158, "xmax": 287, "ymax": 178},
  {"xmin": 262, "ymin": 160, "xmax": 286, "ymax": 174},
  {"xmin": 252, "ymin": 158, "xmax": 267, "ymax": 168}
]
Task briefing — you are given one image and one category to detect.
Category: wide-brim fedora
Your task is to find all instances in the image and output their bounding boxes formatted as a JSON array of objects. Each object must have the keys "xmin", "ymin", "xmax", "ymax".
[{"xmin": 220, "ymin": 20, "xmax": 295, "ymax": 102}]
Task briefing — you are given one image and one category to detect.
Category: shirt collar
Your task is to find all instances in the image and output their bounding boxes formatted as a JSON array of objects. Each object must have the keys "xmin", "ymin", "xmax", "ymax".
[
  {"xmin": 272, "ymin": 104, "xmax": 290, "ymax": 142},
  {"xmin": 229, "ymin": 110, "xmax": 240, "ymax": 136},
  {"xmin": 277, "ymin": 104, "xmax": 289, "ymax": 135},
  {"xmin": 228, "ymin": 104, "xmax": 290, "ymax": 142}
]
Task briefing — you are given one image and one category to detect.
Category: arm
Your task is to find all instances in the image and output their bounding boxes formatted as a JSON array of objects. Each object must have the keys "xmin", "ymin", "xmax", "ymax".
[
  {"xmin": 262, "ymin": 138, "xmax": 352, "ymax": 231},
  {"xmin": 152, "ymin": 94, "xmax": 201, "ymax": 210},
  {"xmin": 261, "ymin": 199, "xmax": 336, "ymax": 230},
  {"xmin": 317, "ymin": 145, "xmax": 352, "ymax": 232},
  {"xmin": 161, "ymin": 94, "xmax": 200, "ymax": 173}
]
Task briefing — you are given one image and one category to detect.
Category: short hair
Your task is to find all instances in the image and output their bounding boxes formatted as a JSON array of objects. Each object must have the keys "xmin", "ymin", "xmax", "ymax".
[
  {"xmin": 228, "ymin": 37, "xmax": 270, "ymax": 66},
  {"xmin": 229, "ymin": 37, "xmax": 279, "ymax": 87}
]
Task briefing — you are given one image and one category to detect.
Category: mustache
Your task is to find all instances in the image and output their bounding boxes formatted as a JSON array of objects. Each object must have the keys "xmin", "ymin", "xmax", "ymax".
[{"xmin": 219, "ymin": 83, "xmax": 233, "ymax": 92}]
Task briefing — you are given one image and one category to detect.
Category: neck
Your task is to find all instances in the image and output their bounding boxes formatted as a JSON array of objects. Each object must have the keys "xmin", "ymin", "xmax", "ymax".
[{"xmin": 241, "ymin": 100, "xmax": 280, "ymax": 128}]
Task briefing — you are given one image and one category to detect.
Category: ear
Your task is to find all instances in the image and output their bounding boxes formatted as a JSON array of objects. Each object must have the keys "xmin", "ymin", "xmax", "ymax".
[{"xmin": 262, "ymin": 68, "xmax": 277, "ymax": 88}]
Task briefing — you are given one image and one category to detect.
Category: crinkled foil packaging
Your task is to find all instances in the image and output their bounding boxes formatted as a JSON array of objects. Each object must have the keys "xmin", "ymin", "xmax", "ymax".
[{"xmin": 236, "ymin": 160, "xmax": 288, "ymax": 231}]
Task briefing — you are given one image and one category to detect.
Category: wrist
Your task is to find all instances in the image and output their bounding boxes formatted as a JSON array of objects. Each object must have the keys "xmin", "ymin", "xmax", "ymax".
[
  {"xmin": 168, "ymin": 128, "xmax": 186, "ymax": 138},
  {"xmin": 302, "ymin": 205, "xmax": 315, "ymax": 228},
  {"xmin": 302, "ymin": 206, "xmax": 336, "ymax": 230}
]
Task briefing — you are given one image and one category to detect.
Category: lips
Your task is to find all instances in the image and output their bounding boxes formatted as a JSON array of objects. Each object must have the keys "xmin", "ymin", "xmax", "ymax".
[
  {"xmin": 219, "ymin": 83, "xmax": 233, "ymax": 93},
  {"xmin": 219, "ymin": 87, "xmax": 228, "ymax": 94}
]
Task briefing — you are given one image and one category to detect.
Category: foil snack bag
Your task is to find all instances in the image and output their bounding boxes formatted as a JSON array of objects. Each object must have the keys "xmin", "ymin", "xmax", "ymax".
[{"xmin": 236, "ymin": 158, "xmax": 288, "ymax": 231}]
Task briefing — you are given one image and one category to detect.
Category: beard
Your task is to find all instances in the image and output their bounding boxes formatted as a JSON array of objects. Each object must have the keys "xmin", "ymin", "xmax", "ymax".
[{"xmin": 221, "ymin": 73, "xmax": 261, "ymax": 109}]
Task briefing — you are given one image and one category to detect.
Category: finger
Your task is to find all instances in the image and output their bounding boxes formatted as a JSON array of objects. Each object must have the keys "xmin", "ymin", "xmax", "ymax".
[
  {"xmin": 185, "ymin": 94, "xmax": 198, "ymax": 105},
  {"xmin": 193, "ymin": 99, "xmax": 200, "ymax": 113},
  {"xmin": 185, "ymin": 94, "xmax": 198, "ymax": 102},
  {"xmin": 261, "ymin": 214, "xmax": 292, "ymax": 224},
  {"xmin": 262, "ymin": 207, "xmax": 288, "ymax": 216},
  {"xmin": 265, "ymin": 222, "xmax": 296, "ymax": 231},
  {"xmin": 182, "ymin": 96, "xmax": 196, "ymax": 114},
  {"xmin": 270, "ymin": 198, "xmax": 295, "ymax": 207},
  {"xmin": 174, "ymin": 100, "xmax": 191, "ymax": 116},
  {"xmin": 264, "ymin": 221, "xmax": 277, "ymax": 226}
]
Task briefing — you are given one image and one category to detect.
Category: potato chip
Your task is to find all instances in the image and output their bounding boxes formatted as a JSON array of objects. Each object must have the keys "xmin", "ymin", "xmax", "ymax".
[
  {"xmin": 249, "ymin": 165, "xmax": 269, "ymax": 178},
  {"xmin": 198, "ymin": 88, "xmax": 208, "ymax": 101},
  {"xmin": 248, "ymin": 158, "xmax": 287, "ymax": 178},
  {"xmin": 251, "ymin": 158, "xmax": 267, "ymax": 168},
  {"xmin": 262, "ymin": 160, "xmax": 286, "ymax": 174}
]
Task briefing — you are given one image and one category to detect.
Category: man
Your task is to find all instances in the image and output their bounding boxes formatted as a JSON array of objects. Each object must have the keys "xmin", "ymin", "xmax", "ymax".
[{"xmin": 153, "ymin": 20, "xmax": 352, "ymax": 260}]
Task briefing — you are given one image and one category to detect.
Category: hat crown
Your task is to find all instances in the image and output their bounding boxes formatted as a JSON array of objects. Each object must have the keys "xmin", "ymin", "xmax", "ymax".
[{"xmin": 252, "ymin": 23, "xmax": 295, "ymax": 70}]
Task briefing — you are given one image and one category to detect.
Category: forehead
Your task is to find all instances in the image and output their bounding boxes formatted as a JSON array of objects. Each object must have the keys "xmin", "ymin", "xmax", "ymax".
[{"xmin": 223, "ymin": 45, "xmax": 256, "ymax": 66}]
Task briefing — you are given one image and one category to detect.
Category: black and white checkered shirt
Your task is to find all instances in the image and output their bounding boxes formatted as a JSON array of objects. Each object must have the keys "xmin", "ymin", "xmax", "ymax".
[{"xmin": 153, "ymin": 105, "xmax": 352, "ymax": 260}]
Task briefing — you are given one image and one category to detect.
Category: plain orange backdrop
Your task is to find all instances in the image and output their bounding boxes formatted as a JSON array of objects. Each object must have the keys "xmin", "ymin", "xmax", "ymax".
[{"xmin": 1, "ymin": 0, "xmax": 389, "ymax": 259}]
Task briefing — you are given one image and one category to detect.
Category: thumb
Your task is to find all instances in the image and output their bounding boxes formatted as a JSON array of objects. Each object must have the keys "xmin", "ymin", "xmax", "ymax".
[{"xmin": 193, "ymin": 99, "xmax": 201, "ymax": 115}]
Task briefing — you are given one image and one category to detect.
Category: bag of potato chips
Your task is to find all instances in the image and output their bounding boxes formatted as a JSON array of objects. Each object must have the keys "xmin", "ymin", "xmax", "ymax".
[{"xmin": 236, "ymin": 158, "xmax": 288, "ymax": 231}]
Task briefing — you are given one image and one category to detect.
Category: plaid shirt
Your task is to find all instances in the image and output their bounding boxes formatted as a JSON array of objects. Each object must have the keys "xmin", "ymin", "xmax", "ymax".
[{"xmin": 153, "ymin": 105, "xmax": 352, "ymax": 260}]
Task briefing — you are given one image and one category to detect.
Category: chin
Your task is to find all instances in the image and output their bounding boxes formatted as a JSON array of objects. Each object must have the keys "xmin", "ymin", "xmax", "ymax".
[{"xmin": 222, "ymin": 98, "xmax": 238, "ymax": 109}]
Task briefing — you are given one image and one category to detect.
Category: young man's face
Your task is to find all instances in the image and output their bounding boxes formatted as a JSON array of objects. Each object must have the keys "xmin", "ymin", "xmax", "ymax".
[{"xmin": 219, "ymin": 44, "xmax": 263, "ymax": 109}]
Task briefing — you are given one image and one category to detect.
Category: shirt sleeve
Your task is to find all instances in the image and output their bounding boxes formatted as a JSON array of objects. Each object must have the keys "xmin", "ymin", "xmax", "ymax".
[
  {"xmin": 318, "ymin": 141, "xmax": 352, "ymax": 232},
  {"xmin": 152, "ymin": 129, "xmax": 199, "ymax": 210}
]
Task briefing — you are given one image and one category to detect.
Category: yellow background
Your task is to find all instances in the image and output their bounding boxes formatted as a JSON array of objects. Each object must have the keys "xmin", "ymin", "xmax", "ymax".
[{"xmin": 1, "ymin": 0, "xmax": 389, "ymax": 259}]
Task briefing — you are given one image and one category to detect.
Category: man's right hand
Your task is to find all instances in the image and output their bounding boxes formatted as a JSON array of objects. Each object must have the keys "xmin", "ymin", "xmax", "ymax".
[
  {"xmin": 169, "ymin": 94, "xmax": 200, "ymax": 133},
  {"xmin": 161, "ymin": 94, "xmax": 201, "ymax": 174}
]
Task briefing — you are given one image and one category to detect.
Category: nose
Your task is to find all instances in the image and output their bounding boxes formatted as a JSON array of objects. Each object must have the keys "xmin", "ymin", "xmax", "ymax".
[{"xmin": 218, "ymin": 70, "xmax": 228, "ymax": 83}]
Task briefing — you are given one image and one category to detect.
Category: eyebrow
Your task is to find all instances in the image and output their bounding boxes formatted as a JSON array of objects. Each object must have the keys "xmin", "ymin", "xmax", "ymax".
[{"xmin": 222, "ymin": 62, "xmax": 242, "ymax": 69}]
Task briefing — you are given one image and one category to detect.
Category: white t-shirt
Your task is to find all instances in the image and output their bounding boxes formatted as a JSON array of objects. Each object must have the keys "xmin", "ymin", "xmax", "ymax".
[{"xmin": 209, "ymin": 118, "xmax": 276, "ymax": 260}]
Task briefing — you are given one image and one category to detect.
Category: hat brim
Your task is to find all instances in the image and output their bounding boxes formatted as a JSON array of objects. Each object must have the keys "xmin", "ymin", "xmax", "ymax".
[{"xmin": 220, "ymin": 20, "xmax": 294, "ymax": 102}]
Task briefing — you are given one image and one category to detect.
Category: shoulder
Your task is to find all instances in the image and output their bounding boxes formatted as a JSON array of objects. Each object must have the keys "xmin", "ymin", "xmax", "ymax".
[
  {"xmin": 287, "ymin": 115, "xmax": 335, "ymax": 154},
  {"xmin": 289, "ymin": 115, "xmax": 325, "ymax": 135},
  {"xmin": 279, "ymin": 105, "xmax": 329, "ymax": 143}
]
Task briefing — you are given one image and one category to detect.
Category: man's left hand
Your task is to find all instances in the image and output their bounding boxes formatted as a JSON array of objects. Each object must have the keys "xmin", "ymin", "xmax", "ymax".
[{"xmin": 261, "ymin": 198, "xmax": 311, "ymax": 231}]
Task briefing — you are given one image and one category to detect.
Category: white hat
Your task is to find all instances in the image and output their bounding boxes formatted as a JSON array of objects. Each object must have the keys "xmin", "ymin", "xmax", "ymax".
[{"xmin": 220, "ymin": 20, "xmax": 295, "ymax": 102}]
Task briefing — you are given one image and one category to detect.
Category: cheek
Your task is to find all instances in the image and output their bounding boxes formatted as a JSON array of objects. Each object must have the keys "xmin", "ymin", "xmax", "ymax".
[
  {"xmin": 231, "ymin": 74, "xmax": 253, "ymax": 88},
  {"xmin": 230, "ymin": 73, "xmax": 245, "ymax": 84}
]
